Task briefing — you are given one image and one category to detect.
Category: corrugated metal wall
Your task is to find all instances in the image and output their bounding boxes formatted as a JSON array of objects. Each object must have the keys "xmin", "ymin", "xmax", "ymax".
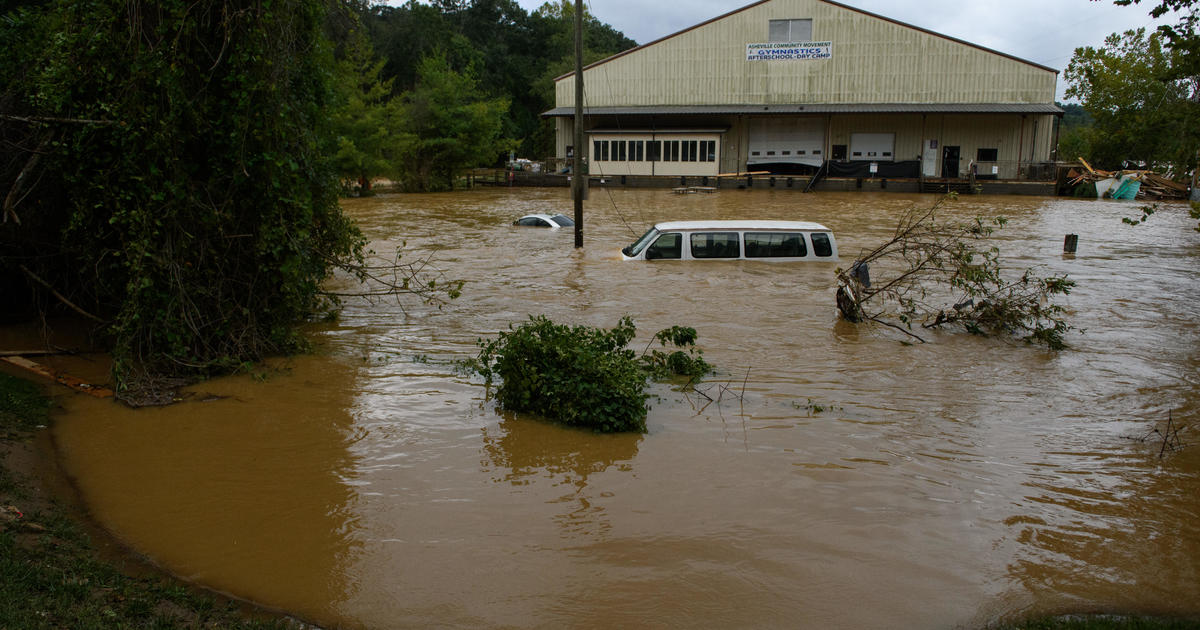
[{"xmin": 556, "ymin": 0, "xmax": 1057, "ymax": 108}]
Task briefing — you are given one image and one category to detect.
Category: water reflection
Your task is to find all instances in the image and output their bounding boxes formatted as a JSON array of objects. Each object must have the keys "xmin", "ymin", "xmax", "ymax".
[
  {"xmin": 481, "ymin": 412, "xmax": 641, "ymax": 536},
  {"xmin": 49, "ymin": 356, "xmax": 364, "ymax": 622}
]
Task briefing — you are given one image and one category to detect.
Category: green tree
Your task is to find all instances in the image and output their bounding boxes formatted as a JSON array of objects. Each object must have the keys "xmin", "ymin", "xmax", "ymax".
[
  {"xmin": 395, "ymin": 53, "xmax": 512, "ymax": 191},
  {"xmin": 0, "ymin": 0, "xmax": 364, "ymax": 400},
  {"xmin": 526, "ymin": 0, "xmax": 638, "ymax": 157},
  {"xmin": 359, "ymin": 0, "xmax": 636, "ymax": 159},
  {"xmin": 1065, "ymin": 28, "xmax": 1198, "ymax": 173},
  {"xmin": 360, "ymin": 2, "xmax": 473, "ymax": 92},
  {"xmin": 1112, "ymin": 0, "xmax": 1199, "ymax": 78},
  {"xmin": 331, "ymin": 32, "xmax": 404, "ymax": 192}
]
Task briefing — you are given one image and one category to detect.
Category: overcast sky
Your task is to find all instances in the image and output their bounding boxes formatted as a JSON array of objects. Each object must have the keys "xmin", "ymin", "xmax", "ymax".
[{"xmin": 505, "ymin": 0, "xmax": 1182, "ymax": 101}]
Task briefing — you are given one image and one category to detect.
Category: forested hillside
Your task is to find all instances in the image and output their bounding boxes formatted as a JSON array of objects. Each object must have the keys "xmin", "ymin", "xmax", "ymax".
[{"xmin": 359, "ymin": 0, "xmax": 637, "ymax": 159}]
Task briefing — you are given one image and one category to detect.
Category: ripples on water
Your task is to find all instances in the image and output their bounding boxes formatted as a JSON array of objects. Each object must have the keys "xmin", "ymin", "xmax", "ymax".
[{"xmin": 46, "ymin": 188, "xmax": 1200, "ymax": 628}]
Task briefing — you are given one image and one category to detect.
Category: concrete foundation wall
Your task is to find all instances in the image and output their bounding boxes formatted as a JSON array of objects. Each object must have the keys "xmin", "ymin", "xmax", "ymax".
[{"xmin": 501, "ymin": 171, "xmax": 1054, "ymax": 196}]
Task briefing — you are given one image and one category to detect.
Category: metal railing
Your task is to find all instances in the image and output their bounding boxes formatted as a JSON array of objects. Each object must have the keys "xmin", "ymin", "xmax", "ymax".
[{"xmin": 955, "ymin": 160, "xmax": 1057, "ymax": 181}]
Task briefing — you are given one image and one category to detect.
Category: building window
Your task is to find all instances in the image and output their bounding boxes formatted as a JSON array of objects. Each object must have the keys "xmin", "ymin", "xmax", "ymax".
[
  {"xmin": 668, "ymin": 141, "xmax": 680, "ymax": 161},
  {"xmin": 614, "ymin": 140, "xmax": 627, "ymax": 161},
  {"xmin": 631, "ymin": 140, "xmax": 644, "ymax": 161},
  {"xmin": 701, "ymin": 141, "xmax": 716, "ymax": 162},
  {"xmin": 769, "ymin": 18, "xmax": 812, "ymax": 42},
  {"xmin": 648, "ymin": 141, "xmax": 661, "ymax": 161},
  {"xmin": 977, "ymin": 148, "xmax": 999, "ymax": 161},
  {"xmin": 593, "ymin": 140, "xmax": 609, "ymax": 161}
]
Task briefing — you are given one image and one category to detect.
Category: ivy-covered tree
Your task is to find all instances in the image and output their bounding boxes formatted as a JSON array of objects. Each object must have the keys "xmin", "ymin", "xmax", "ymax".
[
  {"xmin": 1065, "ymin": 28, "xmax": 1198, "ymax": 173},
  {"xmin": 0, "ymin": 0, "xmax": 364, "ymax": 400},
  {"xmin": 396, "ymin": 54, "xmax": 512, "ymax": 191}
]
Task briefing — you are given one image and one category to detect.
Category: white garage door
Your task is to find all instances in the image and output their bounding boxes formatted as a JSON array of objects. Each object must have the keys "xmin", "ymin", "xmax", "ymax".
[
  {"xmin": 848, "ymin": 133, "xmax": 895, "ymax": 161},
  {"xmin": 747, "ymin": 118, "xmax": 825, "ymax": 167}
]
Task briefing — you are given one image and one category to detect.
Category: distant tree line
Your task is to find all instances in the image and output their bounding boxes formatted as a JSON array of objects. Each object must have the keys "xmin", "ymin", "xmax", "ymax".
[{"xmin": 333, "ymin": 0, "xmax": 637, "ymax": 191}]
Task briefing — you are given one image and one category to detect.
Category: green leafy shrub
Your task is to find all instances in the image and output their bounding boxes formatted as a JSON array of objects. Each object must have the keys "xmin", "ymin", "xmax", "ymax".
[
  {"xmin": 639, "ymin": 325, "xmax": 712, "ymax": 382},
  {"xmin": 472, "ymin": 316, "xmax": 712, "ymax": 433}
]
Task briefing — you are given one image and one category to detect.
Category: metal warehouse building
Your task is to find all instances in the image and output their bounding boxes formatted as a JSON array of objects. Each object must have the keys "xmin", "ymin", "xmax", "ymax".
[{"xmin": 543, "ymin": 0, "xmax": 1062, "ymax": 188}]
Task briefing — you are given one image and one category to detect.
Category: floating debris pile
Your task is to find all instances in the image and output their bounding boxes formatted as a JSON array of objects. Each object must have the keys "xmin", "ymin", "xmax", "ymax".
[{"xmin": 1067, "ymin": 158, "xmax": 1191, "ymax": 200}]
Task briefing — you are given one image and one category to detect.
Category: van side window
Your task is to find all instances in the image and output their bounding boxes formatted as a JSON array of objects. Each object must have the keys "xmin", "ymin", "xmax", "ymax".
[
  {"xmin": 645, "ymin": 233, "xmax": 682, "ymax": 260},
  {"xmin": 745, "ymin": 232, "xmax": 806, "ymax": 257},
  {"xmin": 690, "ymin": 232, "xmax": 740, "ymax": 258},
  {"xmin": 810, "ymin": 232, "xmax": 833, "ymax": 257}
]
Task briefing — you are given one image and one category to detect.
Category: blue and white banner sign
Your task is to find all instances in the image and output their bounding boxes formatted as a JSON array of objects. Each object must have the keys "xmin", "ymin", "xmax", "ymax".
[{"xmin": 746, "ymin": 42, "xmax": 833, "ymax": 61}]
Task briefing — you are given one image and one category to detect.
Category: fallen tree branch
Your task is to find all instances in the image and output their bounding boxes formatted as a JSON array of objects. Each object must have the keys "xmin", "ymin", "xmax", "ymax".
[
  {"xmin": 0, "ymin": 113, "xmax": 117, "ymax": 126},
  {"xmin": 835, "ymin": 196, "xmax": 1074, "ymax": 349},
  {"xmin": 4, "ymin": 135, "xmax": 54, "ymax": 225},
  {"xmin": 18, "ymin": 264, "xmax": 108, "ymax": 324}
]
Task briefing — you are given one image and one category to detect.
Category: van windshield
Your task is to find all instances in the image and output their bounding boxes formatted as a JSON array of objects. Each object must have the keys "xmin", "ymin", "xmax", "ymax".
[{"xmin": 623, "ymin": 227, "xmax": 660, "ymax": 257}]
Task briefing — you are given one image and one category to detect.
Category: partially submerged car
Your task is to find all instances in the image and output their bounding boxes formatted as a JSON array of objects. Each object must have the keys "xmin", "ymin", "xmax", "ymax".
[
  {"xmin": 621, "ymin": 220, "xmax": 837, "ymax": 261},
  {"xmin": 513, "ymin": 213, "xmax": 575, "ymax": 229}
]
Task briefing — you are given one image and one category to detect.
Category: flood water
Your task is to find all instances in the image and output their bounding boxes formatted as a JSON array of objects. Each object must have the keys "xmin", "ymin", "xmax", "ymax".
[{"xmin": 41, "ymin": 188, "xmax": 1200, "ymax": 628}]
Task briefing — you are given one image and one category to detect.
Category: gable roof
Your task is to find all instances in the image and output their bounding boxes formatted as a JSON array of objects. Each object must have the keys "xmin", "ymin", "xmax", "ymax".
[{"xmin": 556, "ymin": 0, "xmax": 1057, "ymax": 82}]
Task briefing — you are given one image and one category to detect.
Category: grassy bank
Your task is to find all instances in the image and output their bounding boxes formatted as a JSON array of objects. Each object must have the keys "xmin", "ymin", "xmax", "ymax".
[
  {"xmin": 999, "ymin": 617, "xmax": 1200, "ymax": 629},
  {"xmin": 0, "ymin": 372, "xmax": 301, "ymax": 629}
]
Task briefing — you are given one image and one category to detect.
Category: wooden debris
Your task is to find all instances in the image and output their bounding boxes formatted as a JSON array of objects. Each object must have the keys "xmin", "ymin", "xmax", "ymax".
[
  {"xmin": 1066, "ymin": 163, "xmax": 1191, "ymax": 201},
  {"xmin": 0, "ymin": 355, "xmax": 113, "ymax": 398}
]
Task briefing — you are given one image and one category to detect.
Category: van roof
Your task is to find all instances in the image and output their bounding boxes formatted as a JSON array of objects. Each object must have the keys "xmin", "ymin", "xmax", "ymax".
[{"xmin": 653, "ymin": 220, "xmax": 830, "ymax": 232}]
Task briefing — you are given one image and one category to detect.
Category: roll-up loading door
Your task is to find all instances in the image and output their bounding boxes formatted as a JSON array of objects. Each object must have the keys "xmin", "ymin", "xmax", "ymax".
[
  {"xmin": 848, "ymin": 133, "xmax": 895, "ymax": 161},
  {"xmin": 747, "ymin": 118, "xmax": 825, "ymax": 168}
]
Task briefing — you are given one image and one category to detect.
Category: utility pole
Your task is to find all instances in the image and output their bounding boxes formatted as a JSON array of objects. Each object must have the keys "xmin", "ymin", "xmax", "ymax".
[
  {"xmin": 572, "ymin": 0, "xmax": 584, "ymax": 248},
  {"xmin": 1192, "ymin": 149, "xmax": 1199, "ymax": 203}
]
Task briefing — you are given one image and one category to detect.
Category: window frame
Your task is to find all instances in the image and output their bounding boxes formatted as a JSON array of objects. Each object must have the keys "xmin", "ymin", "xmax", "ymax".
[
  {"xmin": 744, "ymin": 232, "xmax": 807, "ymax": 258},
  {"xmin": 768, "ymin": 18, "xmax": 813, "ymax": 43},
  {"xmin": 645, "ymin": 233, "xmax": 683, "ymax": 260},
  {"xmin": 689, "ymin": 232, "xmax": 741, "ymax": 259},
  {"xmin": 810, "ymin": 232, "xmax": 834, "ymax": 257}
]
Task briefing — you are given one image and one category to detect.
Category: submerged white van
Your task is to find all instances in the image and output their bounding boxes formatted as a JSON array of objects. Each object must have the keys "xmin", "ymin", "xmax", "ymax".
[{"xmin": 620, "ymin": 220, "xmax": 838, "ymax": 261}]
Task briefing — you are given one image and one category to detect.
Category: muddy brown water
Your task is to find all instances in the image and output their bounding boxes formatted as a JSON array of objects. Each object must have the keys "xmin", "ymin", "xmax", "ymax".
[{"xmin": 34, "ymin": 189, "xmax": 1200, "ymax": 628}]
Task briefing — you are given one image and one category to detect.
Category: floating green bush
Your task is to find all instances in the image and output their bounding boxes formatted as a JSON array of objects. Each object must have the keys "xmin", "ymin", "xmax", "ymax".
[{"xmin": 472, "ymin": 316, "xmax": 711, "ymax": 433}]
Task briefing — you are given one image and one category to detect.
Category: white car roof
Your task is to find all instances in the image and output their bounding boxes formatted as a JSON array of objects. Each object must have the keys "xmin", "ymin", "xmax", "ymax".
[{"xmin": 652, "ymin": 220, "xmax": 830, "ymax": 232}]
